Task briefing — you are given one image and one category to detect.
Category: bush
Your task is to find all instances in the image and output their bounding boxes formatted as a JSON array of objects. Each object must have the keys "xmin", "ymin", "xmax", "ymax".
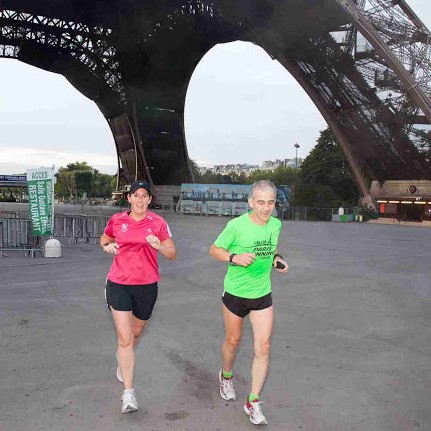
[{"xmin": 358, "ymin": 205, "xmax": 378, "ymax": 221}]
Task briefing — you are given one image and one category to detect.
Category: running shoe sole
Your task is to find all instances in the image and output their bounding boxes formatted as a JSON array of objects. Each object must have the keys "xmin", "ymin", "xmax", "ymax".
[{"xmin": 122, "ymin": 403, "xmax": 138, "ymax": 414}]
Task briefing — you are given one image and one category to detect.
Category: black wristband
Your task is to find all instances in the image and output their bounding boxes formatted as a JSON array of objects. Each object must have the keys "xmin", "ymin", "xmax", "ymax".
[
  {"xmin": 274, "ymin": 253, "xmax": 283, "ymax": 260},
  {"xmin": 229, "ymin": 253, "xmax": 237, "ymax": 265}
]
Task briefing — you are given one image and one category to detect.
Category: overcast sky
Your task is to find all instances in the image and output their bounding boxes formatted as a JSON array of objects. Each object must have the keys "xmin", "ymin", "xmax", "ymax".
[{"xmin": 0, "ymin": 0, "xmax": 429, "ymax": 175}]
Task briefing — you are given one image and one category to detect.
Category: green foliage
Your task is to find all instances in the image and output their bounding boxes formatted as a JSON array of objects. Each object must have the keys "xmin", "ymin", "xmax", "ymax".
[
  {"xmin": 290, "ymin": 182, "xmax": 337, "ymax": 207},
  {"xmin": 187, "ymin": 157, "xmax": 297, "ymax": 186},
  {"xmin": 55, "ymin": 161, "xmax": 115, "ymax": 198},
  {"xmin": 91, "ymin": 173, "xmax": 115, "ymax": 198},
  {"xmin": 74, "ymin": 171, "xmax": 93, "ymax": 195},
  {"xmin": 56, "ymin": 171, "xmax": 75, "ymax": 197},
  {"xmin": 245, "ymin": 169, "xmax": 270, "ymax": 184},
  {"xmin": 245, "ymin": 166, "xmax": 296, "ymax": 186},
  {"xmin": 62, "ymin": 161, "xmax": 94, "ymax": 172},
  {"xmin": 196, "ymin": 170, "xmax": 236, "ymax": 184},
  {"xmin": 357, "ymin": 204, "xmax": 378, "ymax": 221},
  {"xmin": 188, "ymin": 158, "xmax": 200, "ymax": 181},
  {"xmin": 270, "ymin": 166, "xmax": 296, "ymax": 186},
  {"xmin": 294, "ymin": 128, "xmax": 359, "ymax": 207}
]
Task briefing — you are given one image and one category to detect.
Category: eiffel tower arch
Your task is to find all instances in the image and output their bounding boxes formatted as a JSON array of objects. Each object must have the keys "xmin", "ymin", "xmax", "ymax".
[{"xmin": 1, "ymin": 1, "xmax": 430, "ymax": 202}]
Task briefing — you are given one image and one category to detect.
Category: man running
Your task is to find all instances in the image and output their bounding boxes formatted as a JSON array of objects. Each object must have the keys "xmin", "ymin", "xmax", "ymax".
[{"xmin": 209, "ymin": 180, "xmax": 288, "ymax": 425}]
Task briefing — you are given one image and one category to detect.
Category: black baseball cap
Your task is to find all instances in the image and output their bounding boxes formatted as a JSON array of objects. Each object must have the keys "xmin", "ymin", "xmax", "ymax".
[{"xmin": 129, "ymin": 180, "xmax": 151, "ymax": 195}]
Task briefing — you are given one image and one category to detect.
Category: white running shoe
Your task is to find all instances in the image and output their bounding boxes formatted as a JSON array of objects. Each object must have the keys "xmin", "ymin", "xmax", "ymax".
[
  {"xmin": 244, "ymin": 399, "xmax": 268, "ymax": 425},
  {"xmin": 219, "ymin": 369, "xmax": 236, "ymax": 401},
  {"xmin": 116, "ymin": 351, "xmax": 123, "ymax": 383},
  {"xmin": 121, "ymin": 388, "xmax": 138, "ymax": 414}
]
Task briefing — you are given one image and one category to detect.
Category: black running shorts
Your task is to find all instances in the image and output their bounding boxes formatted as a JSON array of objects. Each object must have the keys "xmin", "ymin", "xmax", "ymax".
[
  {"xmin": 105, "ymin": 279, "xmax": 158, "ymax": 321},
  {"xmin": 222, "ymin": 291, "xmax": 273, "ymax": 318}
]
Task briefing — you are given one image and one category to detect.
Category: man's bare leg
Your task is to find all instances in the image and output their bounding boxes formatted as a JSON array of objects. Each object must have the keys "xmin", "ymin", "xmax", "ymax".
[
  {"xmin": 221, "ymin": 304, "xmax": 244, "ymax": 372},
  {"xmin": 249, "ymin": 305, "xmax": 274, "ymax": 396}
]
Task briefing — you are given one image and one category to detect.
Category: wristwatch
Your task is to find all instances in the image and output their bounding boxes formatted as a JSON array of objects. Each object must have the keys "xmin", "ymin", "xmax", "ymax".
[{"xmin": 229, "ymin": 253, "xmax": 237, "ymax": 265}]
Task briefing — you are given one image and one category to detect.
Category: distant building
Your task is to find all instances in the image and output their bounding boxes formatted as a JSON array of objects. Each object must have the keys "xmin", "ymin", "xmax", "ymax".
[
  {"xmin": 197, "ymin": 166, "xmax": 211, "ymax": 175},
  {"xmin": 197, "ymin": 157, "xmax": 302, "ymax": 177},
  {"xmin": 211, "ymin": 163, "xmax": 259, "ymax": 176},
  {"xmin": 284, "ymin": 158, "xmax": 303, "ymax": 168}
]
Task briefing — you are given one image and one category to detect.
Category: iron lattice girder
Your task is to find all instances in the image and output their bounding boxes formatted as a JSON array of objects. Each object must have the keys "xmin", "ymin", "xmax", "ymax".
[
  {"xmin": 334, "ymin": 0, "xmax": 431, "ymax": 119},
  {"xmin": 0, "ymin": 9, "xmax": 125, "ymax": 101},
  {"xmin": 1, "ymin": 0, "xmax": 430, "ymax": 189},
  {"xmin": 332, "ymin": 0, "xmax": 431, "ymax": 163},
  {"xmin": 291, "ymin": 35, "xmax": 424, "ymax": 181},
  {"xmin": 362, "ymin": 0, "xmax": 431, "ymax": 90}
]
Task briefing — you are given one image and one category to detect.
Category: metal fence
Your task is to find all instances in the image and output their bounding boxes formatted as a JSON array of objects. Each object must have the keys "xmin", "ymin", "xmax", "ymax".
[
  {"xmin": 54, "ymin": 214, "xmax": 111, "ymax": 243},
  {"xmin": 281, "ymin": 207, "xmax": 334, "ymax": 221},
  {"xmin": 178, "ymin": 206, "xmax": 340, "ymax": 221},
  {"xmin": 0, "ymin": 218, "xmax": 42, "ymax": 257},
  {"xmin": 0, "ymin": 206, "xmax": 361, "ymax": 258},
  {"xmin": 0, "ymin": 213, "xmax": 112, "ymax": 257}
]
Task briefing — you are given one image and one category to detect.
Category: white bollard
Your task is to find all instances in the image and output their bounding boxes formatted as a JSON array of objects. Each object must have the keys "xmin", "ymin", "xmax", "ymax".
[{"xmin": 44, "ymin": 238, "xmax": 62, "ymax": 258}]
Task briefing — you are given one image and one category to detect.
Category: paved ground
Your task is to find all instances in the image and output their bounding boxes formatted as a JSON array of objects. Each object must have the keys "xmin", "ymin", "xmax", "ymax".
[{"xmin": 1, "ymin": 215, "xmax": 430, "ymax": 431}]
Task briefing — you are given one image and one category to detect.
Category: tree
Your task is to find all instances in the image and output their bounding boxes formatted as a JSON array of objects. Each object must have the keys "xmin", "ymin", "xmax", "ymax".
[
  {"xmin": 92, "ymin": 173, "xmax": 116, "ymax": 198},
  {"xmin": 245, "ymin": 169, "xmax": 272, "ymax": 184},
  {"xmin": 55, "ymin": 161, "xmax": 114, "ymax": 198},
  {"xmin": 188, "ymin": 158, "xmax": 201, "ymax": 182},
  {"xmin": 271, "ymin": 166, "xmax": 296, "ymax": 186},
  {"xmin": 295, "ymin": 128, "xmax": 359, "ymax": 206},
  {"xmin": 56, "ymin": 171, "xmax": 75, "ymax": 198},
  {"xmin": 63, "ymin": 161, "xmax": 94, "ymax": 173},
  {"xmin": 74, "ymin": 170, "xmax": 93, "ymax": 196}
]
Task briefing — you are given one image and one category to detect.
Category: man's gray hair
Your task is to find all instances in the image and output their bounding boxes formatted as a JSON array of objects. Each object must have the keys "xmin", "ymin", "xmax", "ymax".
[{"xmin": 249, "ymin": 180, "xmax": 277, "ymax": 199}]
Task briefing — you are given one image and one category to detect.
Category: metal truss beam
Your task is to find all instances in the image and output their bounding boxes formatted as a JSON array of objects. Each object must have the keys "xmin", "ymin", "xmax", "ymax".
[
  {"xmin": 0, "ymin": 9, "xmax": 125, "ymax": 102},
  {"xmin": 1, "ymin": 0, "xmax": 430, "ymax": 193},
  {"xmin": 334, "ymin": 0, "xmax": 431, "ymax": 121}
]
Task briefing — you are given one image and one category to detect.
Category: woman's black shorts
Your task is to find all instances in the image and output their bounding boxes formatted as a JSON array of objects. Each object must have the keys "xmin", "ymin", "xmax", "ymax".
[
  {"xmin": 222, "ymin": 291, "xmax": 272, "ymax": 318},
  {"xmin": 105, "ymin": 279, "xmax": 158, "ymax": 321}
]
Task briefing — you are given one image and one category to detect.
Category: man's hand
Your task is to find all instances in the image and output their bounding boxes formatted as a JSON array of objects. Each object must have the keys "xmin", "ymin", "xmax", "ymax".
[
  {"xmin": 273, "ymin": 256, "xmax": 288, "ymax": 273},
  {"xmin": 231, "ymin": 253, "xmax": 256, "ymax": 267}
]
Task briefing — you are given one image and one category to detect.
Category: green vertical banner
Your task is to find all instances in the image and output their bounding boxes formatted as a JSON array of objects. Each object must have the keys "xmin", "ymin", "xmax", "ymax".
[{"xmin": 26, "ymin": 167, "xmax": 54, "ymax": 236}]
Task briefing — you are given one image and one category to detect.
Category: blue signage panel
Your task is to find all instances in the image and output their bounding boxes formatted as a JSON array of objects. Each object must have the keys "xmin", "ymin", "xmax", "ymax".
[{"xmin": 0, "ymin": 175, "xmax": 27, "ymax": 182}]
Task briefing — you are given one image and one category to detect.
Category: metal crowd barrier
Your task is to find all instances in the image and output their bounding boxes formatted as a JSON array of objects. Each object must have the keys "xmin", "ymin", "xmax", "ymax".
[
  {"xmin": 0, "ymin": 210, "xmax": 30, "ymax": 219},
  {"xmin": 0, "ymin": 213, "xmax": 111, "ymax": 257},
  {"xmin": 53, "ymin": 214, "xmax": 111, "ymax": 243},
  {"xmin": 0, "ymin": 218, "xmax": 42, "ymax": 257}
]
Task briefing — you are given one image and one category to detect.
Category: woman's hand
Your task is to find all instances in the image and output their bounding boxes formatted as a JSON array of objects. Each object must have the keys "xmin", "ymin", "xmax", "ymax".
[
  {"xmin": 103, "ymin": 242, "xmax": 119, "ymax": 255},
  {"xmin": 145, "ymin": 235, "xmax": 161, "ymax": 250}
]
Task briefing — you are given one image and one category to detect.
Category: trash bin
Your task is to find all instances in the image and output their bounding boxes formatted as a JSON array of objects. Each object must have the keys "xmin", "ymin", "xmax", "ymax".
[
  {"xmin": 44, "ymin": 238, "xmax": 62, "ymax": 258},
  {"xmin": 358, "ymin": 215, "xmax": 363, "ymax": 222}
]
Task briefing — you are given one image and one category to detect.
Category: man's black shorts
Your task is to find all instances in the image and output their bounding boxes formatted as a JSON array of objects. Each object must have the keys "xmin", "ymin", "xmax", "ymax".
[
  {"xmin": 222, "ymin": 291, "xmax": 273, "ymax": 318},
  {"xmin": 105, "ymin": 279, "xmax": 158, "ymax": 321}
]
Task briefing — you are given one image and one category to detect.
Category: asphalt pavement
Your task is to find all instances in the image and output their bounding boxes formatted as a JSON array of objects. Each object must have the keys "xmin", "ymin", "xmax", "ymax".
[{"xmin": 1, "ymin": 214, "xmax": 430, "ymax": 431}]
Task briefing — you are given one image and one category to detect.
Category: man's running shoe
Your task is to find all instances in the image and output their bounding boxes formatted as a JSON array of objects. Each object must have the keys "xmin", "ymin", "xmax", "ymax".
[
  {"xmin": 219, "ymin": 369, "xmax": 236, "ymax": 401},
  {"xmin": 116, "ymin": 351, "xmax": 123, "ymax": 383},
  {"xmin": 121, "ymin": 388, "xmax": 138, "ymax": 413},
  {"xmin": 244, "ymin": 399, "xmax": 268, "ymax": 425}
]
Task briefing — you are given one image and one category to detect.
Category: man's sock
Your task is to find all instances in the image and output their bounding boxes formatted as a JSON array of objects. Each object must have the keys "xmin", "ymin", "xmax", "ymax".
[
  {"xmin": 248, "ymin": 393, "xmax": 259, "ymax": 402},
  {"xmin": 222, "ymin": 369, "xmax": 233, "ymax": 379}
]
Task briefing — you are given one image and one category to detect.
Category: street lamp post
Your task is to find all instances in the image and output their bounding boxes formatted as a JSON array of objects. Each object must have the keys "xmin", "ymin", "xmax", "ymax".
[{"xmin": 294, "ymin": 143, "xmax": 300, "ymax": 168}]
